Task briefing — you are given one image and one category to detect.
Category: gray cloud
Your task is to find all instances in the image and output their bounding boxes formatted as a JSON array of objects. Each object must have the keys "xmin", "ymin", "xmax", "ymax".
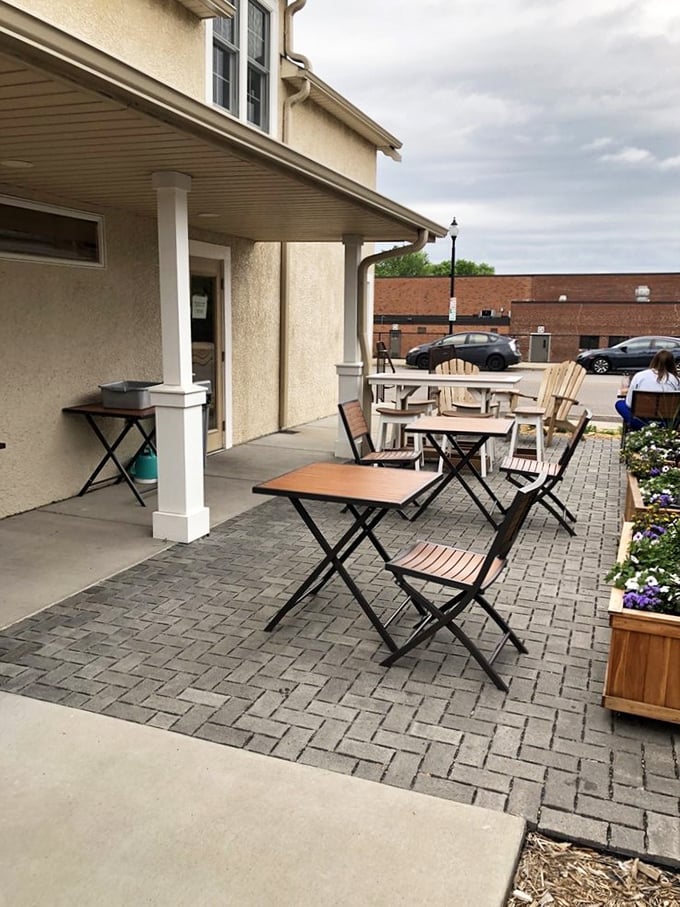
[{"xmin": 295, "ymin": 0, "xmax": 680, "ymax": 273}]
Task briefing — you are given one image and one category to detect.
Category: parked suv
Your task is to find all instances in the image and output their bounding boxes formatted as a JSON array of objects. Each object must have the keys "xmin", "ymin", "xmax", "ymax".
[
  {"xmin": 575, "ymin": 336, "xmax": 680, "ymax": 374},
  {"xmin": 405, "ymin": 331, "xmax": 521, "ymax": 371}
]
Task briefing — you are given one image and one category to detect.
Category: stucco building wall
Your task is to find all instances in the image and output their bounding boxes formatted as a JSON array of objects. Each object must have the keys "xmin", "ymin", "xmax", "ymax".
[
  {"xmin": 6, "ymin": 0, "xmax": 207, "ymax": 99},
  {"xmin": 0, "ymin": 206, "xmax": 163, "ymax": 517}
]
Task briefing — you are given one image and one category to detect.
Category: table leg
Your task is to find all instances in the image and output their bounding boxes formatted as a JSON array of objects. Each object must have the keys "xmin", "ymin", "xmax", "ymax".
[
  {"xmin": 307, "ymin": 505, "xmax": 391, "ymax": 597},
  {"xmin": 409, "ymin": 432, "xmax": 506, "ymax": 526},
  {"xmin": 80, "ymin": 416, "xmax": 147, "ymax": 506},
  {"xmin": 264, "ymin": 499, "xmax": 398, "ymax": 652}
]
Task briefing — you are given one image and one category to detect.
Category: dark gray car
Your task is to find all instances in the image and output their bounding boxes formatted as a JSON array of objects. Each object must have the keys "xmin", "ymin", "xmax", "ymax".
[
  {"xmin": 575, "ymin": 335, "xmax": 680, "ymax": 374},
  {"xmin": 405, "ymin": 331, "xmax": 521, "ymax": 371}
]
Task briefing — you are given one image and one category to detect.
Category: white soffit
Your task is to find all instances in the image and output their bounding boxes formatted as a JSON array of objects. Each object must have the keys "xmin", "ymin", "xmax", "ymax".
[
  {"xmin": 175, "ymin": 0, "xmax": 236, "ymax": 19},
  {"xmin": 0, "ymin": 5, "xmax": 444, "ymax": 244}
]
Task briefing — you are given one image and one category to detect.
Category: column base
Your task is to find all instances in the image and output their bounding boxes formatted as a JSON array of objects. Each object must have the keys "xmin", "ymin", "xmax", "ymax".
[{"xmin": 153, "ymin": 507, "xmax": 210, "ymax": 543}]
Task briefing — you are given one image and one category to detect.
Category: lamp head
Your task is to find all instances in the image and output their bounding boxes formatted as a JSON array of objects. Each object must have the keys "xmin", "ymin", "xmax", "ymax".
[{"xmin": 448, "ymin": 217, "xmax": 459, "ymax": 239}]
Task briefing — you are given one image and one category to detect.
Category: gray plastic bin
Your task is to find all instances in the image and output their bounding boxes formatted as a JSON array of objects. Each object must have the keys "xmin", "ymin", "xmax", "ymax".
[{"xmin": 100, "ymin": 381, "xmax": 160, "ymax": 409}]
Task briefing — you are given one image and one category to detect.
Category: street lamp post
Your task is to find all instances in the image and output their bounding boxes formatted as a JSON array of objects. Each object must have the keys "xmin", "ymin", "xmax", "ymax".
[{"xmin": 448, "ymin": 217, "xmax": 459, "ymax": 335}]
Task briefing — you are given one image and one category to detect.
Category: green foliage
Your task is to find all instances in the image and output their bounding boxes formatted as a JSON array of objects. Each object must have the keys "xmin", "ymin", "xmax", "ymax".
[
  {"xmin": 606, "ymin": 511, "xmax": 680, "ymax": 615},
  {"xmin": 621, "ymin": 424, "xmax": 680, "ymax": 476},
  {"xmin": 455, "ymin": 258, "xmax": 495, "ymax": 276},
  {"xmin": 374, "ymin": 251, "xmax": 432, "ymax": 277},
  {"xmin": 374, "ymin": 249, "xmax": 495, "ymax": 278}
]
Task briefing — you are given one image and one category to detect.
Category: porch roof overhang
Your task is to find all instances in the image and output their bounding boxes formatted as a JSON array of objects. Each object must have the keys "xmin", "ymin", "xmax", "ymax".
[{"xmin": 0, "ymin": 3, "xmax": 446, "ymax": 244}]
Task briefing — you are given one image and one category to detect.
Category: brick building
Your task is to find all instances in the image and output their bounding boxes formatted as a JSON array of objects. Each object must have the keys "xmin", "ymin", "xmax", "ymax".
[{"xmin": 375, "ymin": 273, "xmax": 680, "ymax": 362}]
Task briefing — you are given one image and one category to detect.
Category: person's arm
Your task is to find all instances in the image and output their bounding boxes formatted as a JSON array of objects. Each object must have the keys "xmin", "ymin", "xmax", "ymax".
[{"xmin": 626, "ymin": 374, "xmax": 642, "ymax": 407}]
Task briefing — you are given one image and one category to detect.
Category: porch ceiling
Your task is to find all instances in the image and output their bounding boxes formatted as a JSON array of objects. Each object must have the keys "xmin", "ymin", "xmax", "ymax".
[{"xmin": 0, "ymin": 6, "xmax": 446, "ymax": 245}]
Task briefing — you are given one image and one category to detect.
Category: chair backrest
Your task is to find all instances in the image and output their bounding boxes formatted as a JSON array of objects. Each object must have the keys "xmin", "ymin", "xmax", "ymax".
[
  {"xmin": 631, "ymin": 390, "xmax": 680, "ymax": 426},
  {"xmin": 433, "ymin": 358, "xmax": 480, "ymax": 411},
  {"xmin": 552, "ymin": 362, "xmax": 586, "ymax": 422},
  {"xmin": 338, "ymin": 400, "xmax": 375, "ymax": 461},
  {"xmin": 478, "ymin": 469, "xmax": 551, "ymax": 576},
  {"xmin": 557, "ymin": 408, "xmax": 592, "ymax": 469},
  {"xmin": 534, "ymin": 361, "xmax": 585, "ymax": 420}
]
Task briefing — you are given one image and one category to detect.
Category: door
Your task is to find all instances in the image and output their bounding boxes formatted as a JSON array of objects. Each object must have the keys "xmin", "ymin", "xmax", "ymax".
[{"xmin": 190, "ymin": 257, "xmax": 224, "ymax": 453}]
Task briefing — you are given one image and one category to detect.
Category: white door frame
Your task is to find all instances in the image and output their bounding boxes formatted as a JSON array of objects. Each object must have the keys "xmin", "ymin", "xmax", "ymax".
[{"xmin": 189, "ymin": 240, "xmax": 233, "ymax": 449}]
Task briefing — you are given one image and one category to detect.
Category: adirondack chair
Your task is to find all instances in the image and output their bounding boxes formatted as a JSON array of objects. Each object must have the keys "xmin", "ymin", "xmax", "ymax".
[
  {"xmin": 501, "ymin": 361, "xmax": 586, "ymax": 446},
  {"xmin": 431, "ymin": 358, "xmax": 499, "ymax": 475},
  {"xmin": 431, "ymin": 358, "xmax": 500, "ymax": 416}
]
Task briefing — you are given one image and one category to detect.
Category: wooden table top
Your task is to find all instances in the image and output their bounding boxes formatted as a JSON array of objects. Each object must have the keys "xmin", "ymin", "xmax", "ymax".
[
  {"xmin": 405, "ymin": 416, "xmax": 514, "ymax": 438},
  {"xmin": 367, "ymin": 372, "xmax": 522, "ymax": 389},
  {"xmin": 254, "ymin": 462, "xmax": 441, "ymax": 507},
  {"xmin": 62, "ymin": 403, "xmax": 155, "ymax": 418}
]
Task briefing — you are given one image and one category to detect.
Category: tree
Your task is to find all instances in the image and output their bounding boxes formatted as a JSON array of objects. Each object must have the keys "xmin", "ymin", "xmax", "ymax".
[
  {"xmin": 374, "ymin": 248, "xmax": 494, "ymax": 277},
  {"xmin": 455, "ymin": 258, "xmax": 495, "ymax": 276},
  {"xmin": 373, "ymin": 251, "xmax": 432, "ymax": 277}
]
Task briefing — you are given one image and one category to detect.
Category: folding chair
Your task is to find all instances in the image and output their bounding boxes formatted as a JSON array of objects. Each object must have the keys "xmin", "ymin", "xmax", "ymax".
[
  {"xmin": 381, "ymin": 470, "xmax": 550, "ymax": 690},
  {"xmin": 338, "ymin": 400, "xmax": 422, "ymax": 469},
  {"xmin": 499, "ymin": 409, "xmax": 591, "ymax": 535}
]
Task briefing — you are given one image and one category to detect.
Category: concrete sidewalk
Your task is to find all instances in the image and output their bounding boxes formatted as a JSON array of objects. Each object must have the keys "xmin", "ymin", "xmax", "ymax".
[{"xmin": 1, "ymin": 691, "xmax": 524, "ymax": 906}]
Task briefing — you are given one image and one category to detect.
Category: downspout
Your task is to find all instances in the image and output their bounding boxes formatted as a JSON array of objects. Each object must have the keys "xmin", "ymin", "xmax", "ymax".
[
  {"xmin": 279, "ymin": 0, "xmax": 312, "ymax": 429},
  {"xmin": 284, "ymin": 0, "xmax": 312, "ymax": 71},
  {"xmin": 357, "ymin": 230, "xmax": 430, "ymax": 418}
]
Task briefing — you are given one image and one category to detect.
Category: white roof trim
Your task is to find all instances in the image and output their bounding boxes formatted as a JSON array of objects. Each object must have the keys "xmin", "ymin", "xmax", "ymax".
[
  {"xmin": 175, "ymin": 0, "xmax": 235, "ymax": 19},
  {"xmin": 282, "ymin": 61, "xmax": 402, "ymax": 161}
]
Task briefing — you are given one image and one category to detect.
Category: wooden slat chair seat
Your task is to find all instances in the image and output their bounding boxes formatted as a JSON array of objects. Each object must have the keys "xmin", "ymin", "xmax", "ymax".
[
  {"xmin": 339, "ymin": 400, "xmax": 422, "ymax": 469},
  {"xmin": 499, "ymin": 409, "xmax": 591, "ymax": 535},
  {"xmin": 381, "ymin": 471, "xmax": 550, "ymax": 690}
]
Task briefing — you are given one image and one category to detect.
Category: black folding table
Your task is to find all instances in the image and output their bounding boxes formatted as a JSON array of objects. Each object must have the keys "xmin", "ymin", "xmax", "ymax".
[
  {"xmin": 406, "ymin": 416, "xmax": 514, "ymax": 526},
  {"xmin": 253, "ymin": 462, "xmax": 441, "ymax": 652},
  {"xmin": 62, "ymin": 403, "xmax": 156, "ymax": 506}
]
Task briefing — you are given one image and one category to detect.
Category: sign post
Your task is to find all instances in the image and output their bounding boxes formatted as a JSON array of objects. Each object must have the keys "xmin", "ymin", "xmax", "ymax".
[{"xmin": 448, "ymin": 296, "xmax": 457, "ymax": 326}]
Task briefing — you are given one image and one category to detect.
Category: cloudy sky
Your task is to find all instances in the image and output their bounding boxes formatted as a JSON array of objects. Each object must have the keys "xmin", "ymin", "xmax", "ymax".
[{"xmin": 294, "ymin": 0, "xmax": 680, "ymax": 274}]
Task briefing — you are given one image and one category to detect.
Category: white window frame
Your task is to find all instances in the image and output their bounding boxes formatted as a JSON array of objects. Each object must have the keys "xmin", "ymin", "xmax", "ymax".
[
  {"xmin": 206, "ymin": 0, "xmax": 278, "ymax": 136},
  {"xmin": 0, "ymin": 195, "xmax": 105, "ymax": 268}
]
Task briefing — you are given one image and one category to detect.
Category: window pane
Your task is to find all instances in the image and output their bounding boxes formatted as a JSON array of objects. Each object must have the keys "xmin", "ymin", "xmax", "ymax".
[
  {"xmin": 248, "ymin": 2, "xmax": 267, "ymax": 65},
  {"xmin": 214, "ymin": 15, "xmax": 234, "ymax": 43},
  {"xmin": 213, "ymin": 44, "xmax": 237, "ymax": 111},
  {"xmin": 0, "ymin": 201, "xmax": 101, "ymax": 263},
  {"xmin": 247, "ymin": 66, "xmax": 267, "ymax": 127}
]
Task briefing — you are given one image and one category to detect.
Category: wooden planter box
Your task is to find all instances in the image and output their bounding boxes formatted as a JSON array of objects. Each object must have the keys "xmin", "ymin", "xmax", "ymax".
[
  {"xmin": 624, "ymin": 472, "xmax": 680, "ymax": 522},
  {"xmin": 624, "ymin": 473, "xmax": 644, "ymax": 521},
  {"xmin": 602, "ymin": 522, "xmax": 680, "ymax": 724}
]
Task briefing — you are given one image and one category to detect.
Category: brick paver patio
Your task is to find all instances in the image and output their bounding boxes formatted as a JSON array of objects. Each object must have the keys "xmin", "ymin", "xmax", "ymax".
[{"xmin": 2, "ymin": 435, "xmax": 679, "ymax": 867}]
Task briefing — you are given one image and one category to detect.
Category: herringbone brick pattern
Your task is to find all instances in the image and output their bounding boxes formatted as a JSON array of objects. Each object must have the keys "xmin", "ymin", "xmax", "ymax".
[{"xmin": 2, "ymin": 436, "xmax": 679, "ymax": 866}]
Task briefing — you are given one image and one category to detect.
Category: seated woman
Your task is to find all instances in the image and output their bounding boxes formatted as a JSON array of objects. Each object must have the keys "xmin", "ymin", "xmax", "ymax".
[{"xmin": 615, "ymin": 349, "xmax": 680, "ymax": 428}]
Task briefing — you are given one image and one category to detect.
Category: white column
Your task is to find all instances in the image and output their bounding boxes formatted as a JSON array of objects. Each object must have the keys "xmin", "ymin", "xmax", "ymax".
[
  {"xmin": 335, "ymin": 235, "xmax": 364, "ymax": 458},
  {"xmin": 150, "ymin": 171, "xmax": 210, "ymax": 543}
]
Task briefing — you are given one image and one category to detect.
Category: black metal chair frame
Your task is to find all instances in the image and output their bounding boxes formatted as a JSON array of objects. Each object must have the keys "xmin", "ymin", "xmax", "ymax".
[
  {"xmin": 500, "ymin": 409, "xmax": 591, "ymax": 535},
  {"xmin": 381, "ymin": 471, "xmax": 549, "ymax": 690}
]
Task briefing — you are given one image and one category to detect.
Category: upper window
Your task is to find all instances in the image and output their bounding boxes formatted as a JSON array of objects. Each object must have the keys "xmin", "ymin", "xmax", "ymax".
[
  {"xmin": 212, "ymin": 1, "xmax": 271, "ymax": 131},
  {"xmin": 0, "ymin": 196, "xmax": 103, "ymax": 267}
]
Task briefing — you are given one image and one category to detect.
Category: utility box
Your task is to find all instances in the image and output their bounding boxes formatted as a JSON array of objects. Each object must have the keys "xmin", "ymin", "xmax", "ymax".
[
  {"xmin": 389, "ymin": 327, "xmax": 401, "ymax": 358},
  {"xmin": 529, "ymin": 333, "xmax": 551, "ymax": 363}
]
